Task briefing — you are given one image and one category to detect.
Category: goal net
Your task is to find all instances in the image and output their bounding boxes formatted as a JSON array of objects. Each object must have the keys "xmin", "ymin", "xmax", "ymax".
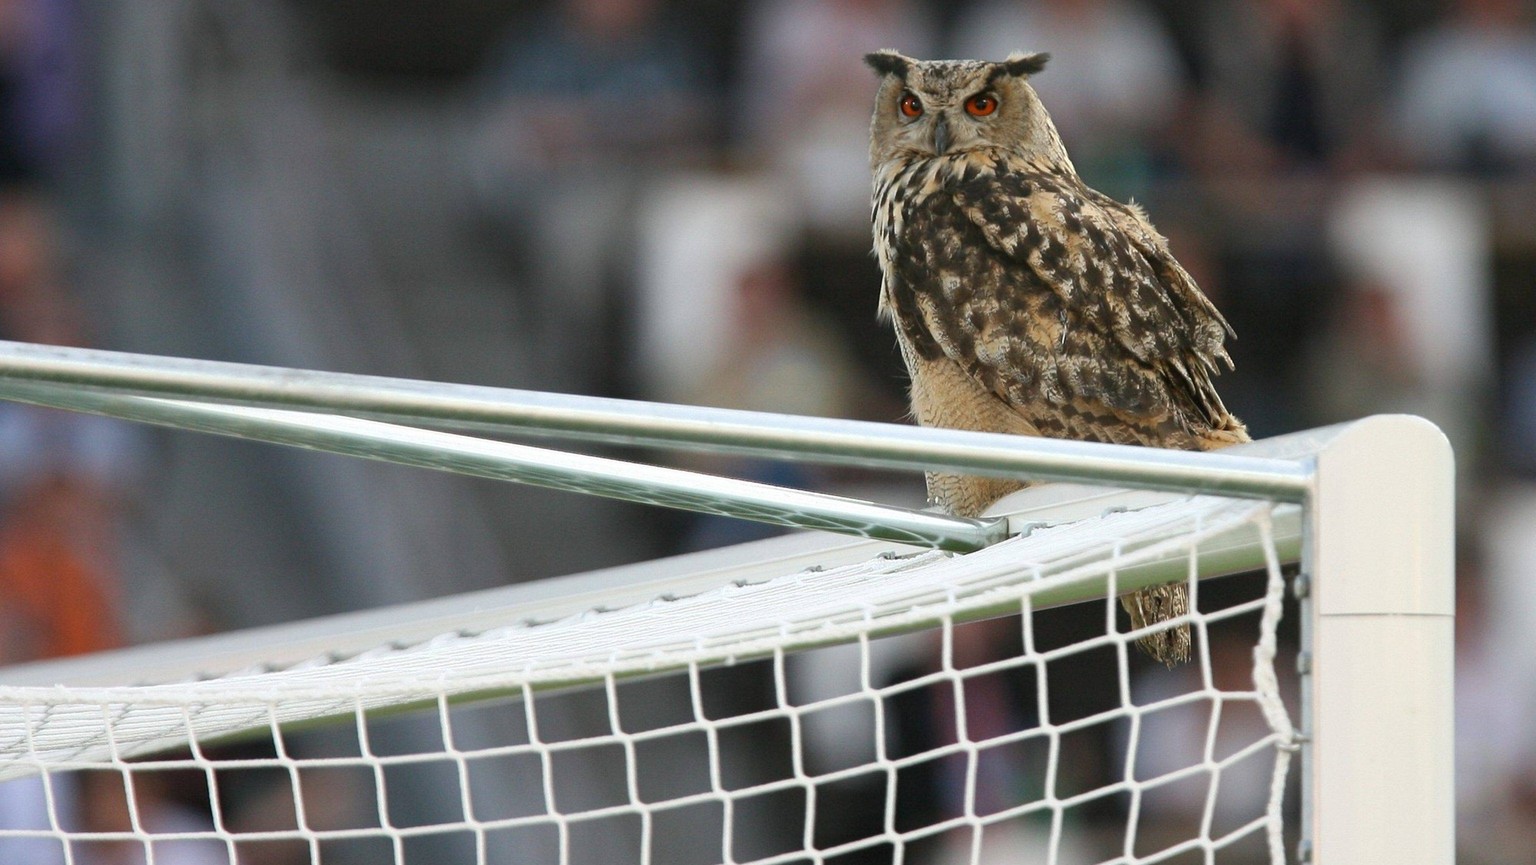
[
  {"xmin": 0, "ymin": 342, "xmax": 1455, "ymax": 865},
  {"xmin": 0, "ymin": 494, "xmax": 1295, "ymax": 865}
]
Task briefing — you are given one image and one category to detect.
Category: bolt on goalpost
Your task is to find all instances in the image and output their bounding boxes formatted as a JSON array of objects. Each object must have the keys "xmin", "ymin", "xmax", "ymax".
[{"xmin": 0, "ymin": 342, "xmax": 1457, "ymax": 863}]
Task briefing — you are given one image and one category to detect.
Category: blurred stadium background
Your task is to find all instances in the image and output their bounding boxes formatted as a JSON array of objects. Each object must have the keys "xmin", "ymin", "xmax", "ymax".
[{"xmin": 0, "ymin": 0, "xmax": 1530, "ymax": 862}]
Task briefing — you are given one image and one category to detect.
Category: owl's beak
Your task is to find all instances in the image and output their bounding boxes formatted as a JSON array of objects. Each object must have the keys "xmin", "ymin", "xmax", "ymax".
[{"xmin": 932, "ymin": 115, "xmax": 951, "ymax": 156}]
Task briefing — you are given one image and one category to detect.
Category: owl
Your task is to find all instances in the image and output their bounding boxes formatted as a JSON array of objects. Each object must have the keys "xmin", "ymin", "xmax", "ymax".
[{"xmin": 864, "ymin": 50, "xmax": 1249, "ymax": 666}]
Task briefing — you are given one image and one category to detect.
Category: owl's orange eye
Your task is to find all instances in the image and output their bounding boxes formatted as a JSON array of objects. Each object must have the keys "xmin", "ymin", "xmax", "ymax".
[
  {"xmin": 899, "ymin": 92, "xmax": 923, "ymax": 118},
  {"xmin": 965, "ymin": 93, "xmax": 999, "ymax": 117}
]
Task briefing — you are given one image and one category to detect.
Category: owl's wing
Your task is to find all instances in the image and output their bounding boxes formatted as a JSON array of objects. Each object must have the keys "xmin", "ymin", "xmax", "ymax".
[{"xmin": 890, "ymin": 167, "xmax": 1239, "ymax": 448}]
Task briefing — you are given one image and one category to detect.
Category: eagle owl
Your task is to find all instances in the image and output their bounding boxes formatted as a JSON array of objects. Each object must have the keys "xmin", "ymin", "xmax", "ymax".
[{"xmin": 864, "ymin": 50, "xmax": 1248, "ymax": 665}]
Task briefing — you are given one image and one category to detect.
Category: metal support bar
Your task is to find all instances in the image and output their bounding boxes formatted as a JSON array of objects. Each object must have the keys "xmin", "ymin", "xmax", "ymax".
[
  {"xmin": 0, "ymin": 341, "xmax": 1311, "ymax": 501},
  {"xmin": 0, "ymin": 380, "xmax": 1005, "ymax": 552}
]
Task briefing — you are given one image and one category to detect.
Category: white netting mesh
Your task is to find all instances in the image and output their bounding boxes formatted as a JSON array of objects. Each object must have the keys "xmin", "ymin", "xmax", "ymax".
[{"xmin": 0, "ymin": 495, "xmax": 1299, "ymax": 865}]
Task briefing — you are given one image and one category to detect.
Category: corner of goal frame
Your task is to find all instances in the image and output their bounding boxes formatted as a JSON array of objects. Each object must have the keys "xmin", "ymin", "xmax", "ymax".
[{"xmin": 1304, "ymin": 413, "xmax": 1454, "ymax": 865}]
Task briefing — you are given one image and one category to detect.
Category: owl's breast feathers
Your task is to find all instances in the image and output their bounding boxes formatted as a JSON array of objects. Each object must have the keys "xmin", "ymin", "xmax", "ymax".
[{"xmin": 875, "ymin": 154, "xmax": 1245, "ymax": 450}]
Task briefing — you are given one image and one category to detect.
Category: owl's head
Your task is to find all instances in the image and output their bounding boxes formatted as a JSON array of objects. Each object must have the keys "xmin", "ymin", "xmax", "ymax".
[{"xmin": 864, "ymin": 50, "xmax": 1067, "ymax": 169}]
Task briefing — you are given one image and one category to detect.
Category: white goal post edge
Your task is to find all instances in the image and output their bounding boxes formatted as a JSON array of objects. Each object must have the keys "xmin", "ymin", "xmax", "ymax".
[{"xmin": 1303, "ymin": 414, "xmax": 1455, "ymax": 865}]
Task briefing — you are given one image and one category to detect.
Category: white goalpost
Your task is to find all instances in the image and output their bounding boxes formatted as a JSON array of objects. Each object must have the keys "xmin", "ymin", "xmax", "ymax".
[{"xmin": 0, "ymin": 342, "xmax": 1453, "ymax": 864}]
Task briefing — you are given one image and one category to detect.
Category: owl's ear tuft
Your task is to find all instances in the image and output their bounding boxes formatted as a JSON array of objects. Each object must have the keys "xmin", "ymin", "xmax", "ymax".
[
  {"xmin": 864, "ymin": 50, "xmax": 911, "ymax": 79},
  {"xmin": 1000, "ymin": 52, "xmax": 1050, "ymax": 77}
]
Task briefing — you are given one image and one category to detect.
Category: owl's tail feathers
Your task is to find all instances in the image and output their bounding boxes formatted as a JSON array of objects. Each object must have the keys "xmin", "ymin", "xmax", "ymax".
[{"xmin": 1120, "ymin": 583, "xmax": 1191, "ymax": 667}]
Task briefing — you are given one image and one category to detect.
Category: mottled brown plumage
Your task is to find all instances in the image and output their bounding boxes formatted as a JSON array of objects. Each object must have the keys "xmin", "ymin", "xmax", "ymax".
[{"xmin": 865, "ymin": 50, "xmax": 1248, "ymax": 665}]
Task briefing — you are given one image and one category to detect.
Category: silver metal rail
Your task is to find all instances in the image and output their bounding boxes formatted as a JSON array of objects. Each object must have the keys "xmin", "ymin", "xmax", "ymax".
[
  {"xmin": 0, "ymin": 381, "xmax": 1006, "ymax": 552},
  {"xmin": 0, "ymin": 342, "xmax": 1311, "ymax": 502}
]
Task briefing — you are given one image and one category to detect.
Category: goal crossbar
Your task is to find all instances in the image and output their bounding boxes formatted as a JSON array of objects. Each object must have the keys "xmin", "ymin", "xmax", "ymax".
[{"xmin": 0, "ymin": 341, "xmax": 1310, "ymax": 501}]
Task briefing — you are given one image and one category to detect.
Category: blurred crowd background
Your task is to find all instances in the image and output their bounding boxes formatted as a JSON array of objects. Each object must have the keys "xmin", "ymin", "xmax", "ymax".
[{"xmin": 0, "ymin": 0, "xmax": 1531, "ymax": 862}]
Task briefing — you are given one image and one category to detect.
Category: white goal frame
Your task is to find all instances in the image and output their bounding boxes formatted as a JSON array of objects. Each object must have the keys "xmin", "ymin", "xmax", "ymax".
[{"xmin": 0, "ymin": 341, "xmax": 1454, "ymax": 864}]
